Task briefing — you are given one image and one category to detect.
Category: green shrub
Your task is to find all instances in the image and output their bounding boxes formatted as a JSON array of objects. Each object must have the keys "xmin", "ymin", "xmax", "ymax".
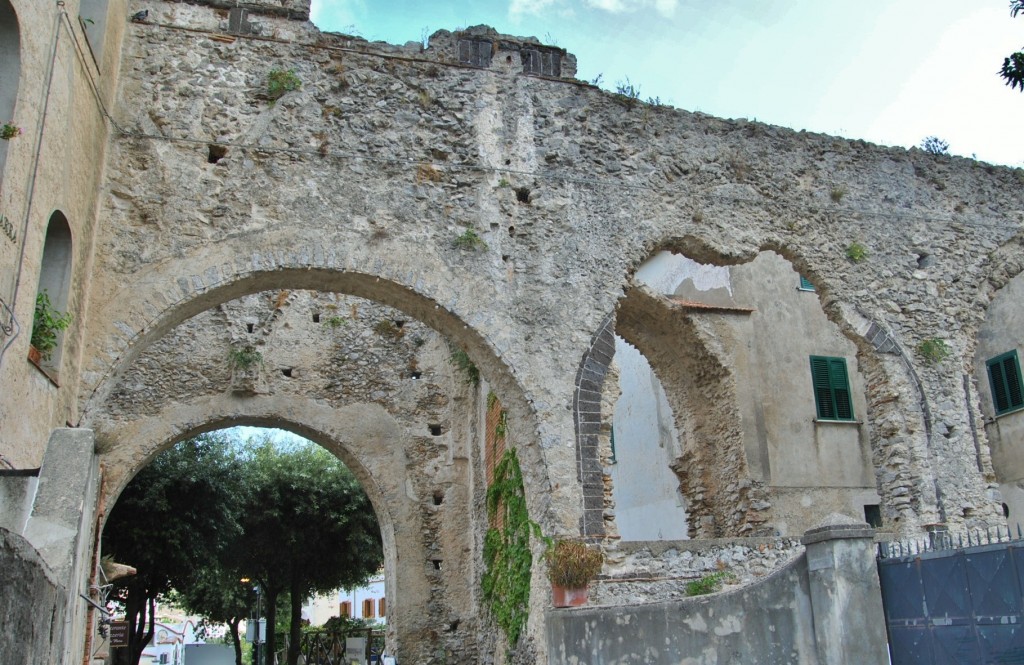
[
  {"xmin": 453, "ymin": 228, "xmax": 487, "ymax": 251},
  {"xmin": 918, "ymin": 338, "xmax": 950, "ymax": 364},
  {"xmin": 267, "ymin": 69, "xmax": 301, "ymax": 101},
  {"xmin": 685, "ymin": 571, "xmax": 734, "ymax": 596},
  {"xmin": 228, "ymin": 345, "xmax": 262, "ymax": 370},
  {"xmin": 846, "ymin": 242, "xmax": 868, "ymax": 262},
  {"xmin": 31, "ymin": 291, "xmax": 72, "ymax": 361}
]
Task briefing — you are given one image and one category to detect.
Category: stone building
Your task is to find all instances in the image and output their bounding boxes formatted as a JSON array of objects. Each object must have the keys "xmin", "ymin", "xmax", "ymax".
[{"xmin": 1, "ymin": 0, "xmax": 1023, "ymax": 663}]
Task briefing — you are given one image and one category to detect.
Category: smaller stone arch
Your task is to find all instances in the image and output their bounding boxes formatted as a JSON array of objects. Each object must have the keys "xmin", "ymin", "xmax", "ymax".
[{"xmin": 95, "ymin": 398, "xmax": 439, "ymax": 663}]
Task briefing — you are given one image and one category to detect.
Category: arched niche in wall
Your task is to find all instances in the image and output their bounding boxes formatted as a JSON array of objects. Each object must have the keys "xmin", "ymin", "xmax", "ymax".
[
  {"xmin": 32, "ymin": 211, "xmax": 74, "ymax": 368},
  {"xmin": 79, "ymin": 0, "xmax": 111, "ymax": 65},
  {"xmin": 0, "ymin": 0, "xmax": 21, "ymax": 185}
]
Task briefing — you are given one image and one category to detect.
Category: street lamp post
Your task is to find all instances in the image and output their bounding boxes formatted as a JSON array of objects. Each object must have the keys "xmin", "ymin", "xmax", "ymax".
[
  {"xmin": 242, "ymin": 579, "xmax": 263, "ymax": 665},
  {"xmin": 253, "ymin": 585, "xmax": 262, "ymax": 665}
]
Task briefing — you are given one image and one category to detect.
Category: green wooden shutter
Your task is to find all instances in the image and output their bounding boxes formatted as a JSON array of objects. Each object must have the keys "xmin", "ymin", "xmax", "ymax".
[
  {"xmin": 799, "ymin": 275, "xmax": 815, "ymax": 291},
  {"xmin": 829, "ymin": 358, "xmax": 853, "ymax": 420},
  {"xmin": 810, "ymin": 356, "xmax": 854, "ymax": 420},
  {"xmin": 810, "ymin": 357, "xmax": 835, "ymax": 419},
  {"xmin": 988, "ymin": 351, "xmax": 1024, "ymax": 415}
]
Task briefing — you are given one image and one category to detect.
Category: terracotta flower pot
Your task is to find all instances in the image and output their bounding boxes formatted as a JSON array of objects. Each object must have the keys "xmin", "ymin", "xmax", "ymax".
[
  {"xmin": 551, "ymin": 584, "xmax": 589, "ymax": 608},
  {"xmin": 28, "ymin": 344, "xmax": 42, "ymax": 365}
]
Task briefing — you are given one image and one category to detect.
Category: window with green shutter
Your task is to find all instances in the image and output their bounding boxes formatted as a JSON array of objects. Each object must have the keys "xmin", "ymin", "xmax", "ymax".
[
  {"xmin": 987, "ymin": 350, "xmax": 1024, "ymax": 416},
  {"xmin": 798, "ymin": 275, "xmax": 815, "ymax": 291},
  {"xmin": 809, "ymin": 356, "xmax": 854, "ymax": 421}
]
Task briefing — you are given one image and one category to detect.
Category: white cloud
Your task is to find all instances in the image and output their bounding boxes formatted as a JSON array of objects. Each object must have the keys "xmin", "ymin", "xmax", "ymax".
[
  {"xmin": 653, "ymin": 0, "xmax": 677, "ymax": 18},
  {"xmin": 582, "ymin": 0, "xmax": 677, "ymax": 17},
  {"xmin": 509, "ymin": 0, "xmax": 558, "ymax": 18},
  {"xmin": 309, "ymin": 0, "xmax": 364, "ymax": 31}
]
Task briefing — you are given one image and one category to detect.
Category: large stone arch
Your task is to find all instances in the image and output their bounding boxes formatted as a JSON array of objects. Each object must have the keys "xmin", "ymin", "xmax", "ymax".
[
  {"xmin": 94, "ymin": 397, "xmax": 450, "ymax": 663},
  {"xmin": 76, "ymin": 240, "xmax": 568, "ymax": 519}
]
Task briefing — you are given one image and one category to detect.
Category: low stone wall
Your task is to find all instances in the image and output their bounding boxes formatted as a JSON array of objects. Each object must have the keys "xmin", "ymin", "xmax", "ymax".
[
  {"xmin": 591, "ymin": 537, "xmax": 804, "ymax": 606},
  {"xmin": 548, "ymin": 553, "xmax": 817, "ymax": 664},
  {"xmin": 0, "ymin": 528, "xmax": 67, "ymax": 665}
]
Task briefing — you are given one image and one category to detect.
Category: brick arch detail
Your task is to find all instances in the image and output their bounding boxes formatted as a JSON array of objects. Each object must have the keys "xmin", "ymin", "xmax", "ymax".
[{"xmin": 573, "ymin": 312, "xmax": 614, "ymax": 538}]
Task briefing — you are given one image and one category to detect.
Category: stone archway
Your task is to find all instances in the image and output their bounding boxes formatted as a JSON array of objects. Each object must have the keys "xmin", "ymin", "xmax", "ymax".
[
  {"xmin": 83, "ymin": 280, "xmax": 553, "ymax": 663},
  {"xmin": 96, "ymin": 403, "xmax": 446, "ymax": 664}
]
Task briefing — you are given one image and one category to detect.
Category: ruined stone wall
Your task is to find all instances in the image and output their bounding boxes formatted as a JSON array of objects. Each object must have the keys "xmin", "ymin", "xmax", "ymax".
[
  {"xmin": 592, "ymin": 537, "xmax": 803, "ymax": 606},
  {"xmin": 22, "ymin": 0, "xmax": 1021, "ymax": 660}
]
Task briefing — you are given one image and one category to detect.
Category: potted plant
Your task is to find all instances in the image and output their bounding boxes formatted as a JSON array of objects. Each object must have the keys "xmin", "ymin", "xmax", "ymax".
[
  {"xmin": 1, "ymin": 122, "xmax": 21, "ymax": 140},
  {"xmin": 30, "ymin": 291, "xmax": 72, "ymax": 364},
  {"xmin": 545, "ymin": 539, "xmax": 603, "ymax": 607}
]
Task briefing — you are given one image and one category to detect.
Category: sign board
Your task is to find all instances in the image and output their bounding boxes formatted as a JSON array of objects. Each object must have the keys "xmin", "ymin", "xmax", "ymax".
[
  {"xmin": 346, "ymin": 636, "xmax": 367, "ymax": 662},
  {"xmin": 244, "ymin": 619, "xmax": 266, "ymax": 643},
  {"xmin": 109, "ymin": 621, "xmax": 130, "ymax": 647},
  {"xmin": 184, "ymin": 643, "xmax": 234, "ymax": 665}
]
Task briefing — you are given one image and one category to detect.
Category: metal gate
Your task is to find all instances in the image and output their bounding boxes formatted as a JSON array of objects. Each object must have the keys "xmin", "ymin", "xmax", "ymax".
[{"xmin": 877, "ymin": 529, "xmax": 1024, "ymax": 664}]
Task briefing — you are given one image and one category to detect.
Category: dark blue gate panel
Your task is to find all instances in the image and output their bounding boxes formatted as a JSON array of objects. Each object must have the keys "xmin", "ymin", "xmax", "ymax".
[
  {"xmin": 880, "ymin": 541, "xmax": 1024, "ymax": 665},
  {"xmin": 881, "ymin": 560, "xmax": 927, "ymax": 622},
  {"xmin": 931, "ymin": 625, "xmax": 982, "ymax": 665},
  {"xmin": 966, "ymin": 550, "xmax": 1020, "ymax": 617},
  {"xmin": 978, "ymin": 623, "xmax": 1024, "ymax": 664},
  {"xmin": 922, "ymin": 553, "xmax": 970, "ymax": 618},
  {"xmin": 887, "ymin": 626, "xmax": 933, "ymax": 665}
]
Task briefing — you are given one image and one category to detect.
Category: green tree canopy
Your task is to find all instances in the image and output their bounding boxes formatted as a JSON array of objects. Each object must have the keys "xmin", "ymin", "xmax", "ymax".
[
  {"xmin": 103, "ymin": 432, "xmax": 383, "ymax": 665},
  {"xmin": 1002, "ymin": 1, "xmax": 1024, "ymax": 91},
  {"xmin": 231, "ymin": 439, "xmax": 383, "ymax": 665},
  {"xmin": 102, "ymin": 433, "xmax": 244, "ymax": 665}
]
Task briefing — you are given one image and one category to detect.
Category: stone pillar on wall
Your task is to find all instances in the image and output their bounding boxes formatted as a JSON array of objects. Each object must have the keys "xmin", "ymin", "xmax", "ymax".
[
  {"xmin": 802, "ymin": 513, "xmax": 888, "ymax": 665},
  {"xmin": 21, "ymin": 428, "xmax": 99, "ymax": 665}
]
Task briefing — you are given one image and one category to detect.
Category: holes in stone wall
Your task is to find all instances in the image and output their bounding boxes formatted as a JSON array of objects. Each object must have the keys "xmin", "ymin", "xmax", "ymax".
[
  {"xmin": 429, "ymin": 424, "xmax": 442, "ymax": 436},
  {"xmin": 432, "ymin": 490, "xmax": 444, "ymax": 505},
  {"xmin": 431, "ymin": 559, "xmax": 443, "ymax": 570},
  {"xmin": 514, "ymin": 187, "xmax": 530, "ymax": 204},
  {"xmin": 863, "ymin": 504, "xmax": 882, "ymax": 528},
  {"xmin": 410, "ymin": 370, "xmax": 422, "ymax": 379},
  {"xmin": 507, "ymin": 226, "xmax": 515, "ymax": 237},
  {"xmin": 246, "ymin": 323, "xmax": 255, "ymax": 333},
  {"xmin": 208, "ymin": 144, "xmax": 228, "ymax": 164},
  {"xmin": 312, "ymin": 312, "xmax": 321, "ymax": 323},
  {"xmin": 281, "ymin": 367, "xmax": 293, "ymax": 378}
]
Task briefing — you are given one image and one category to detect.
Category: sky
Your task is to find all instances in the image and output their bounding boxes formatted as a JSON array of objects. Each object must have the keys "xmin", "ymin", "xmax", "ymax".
[{"xmin": 308, "ymin": 0, "xmax": 1024, "ymax": 167}]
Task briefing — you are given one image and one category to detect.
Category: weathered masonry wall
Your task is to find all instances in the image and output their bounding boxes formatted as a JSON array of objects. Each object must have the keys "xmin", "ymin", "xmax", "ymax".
[
  {"xmin": 0, "ymin": 528, "xmax": 68, "ymax": 665},
  {"xmin": 3, "ymin": 0, "xmax": 1024, "ymax": 662},
  {"xmin": 90, "ymin": 0, "xmax": 1024, "ymax": 542}
]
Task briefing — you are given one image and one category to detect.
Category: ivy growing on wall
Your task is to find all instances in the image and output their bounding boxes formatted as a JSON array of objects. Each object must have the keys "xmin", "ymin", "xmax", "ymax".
[{"xmin": 482, "ymin": 448, "xmax": 538, "ymax": 647}]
